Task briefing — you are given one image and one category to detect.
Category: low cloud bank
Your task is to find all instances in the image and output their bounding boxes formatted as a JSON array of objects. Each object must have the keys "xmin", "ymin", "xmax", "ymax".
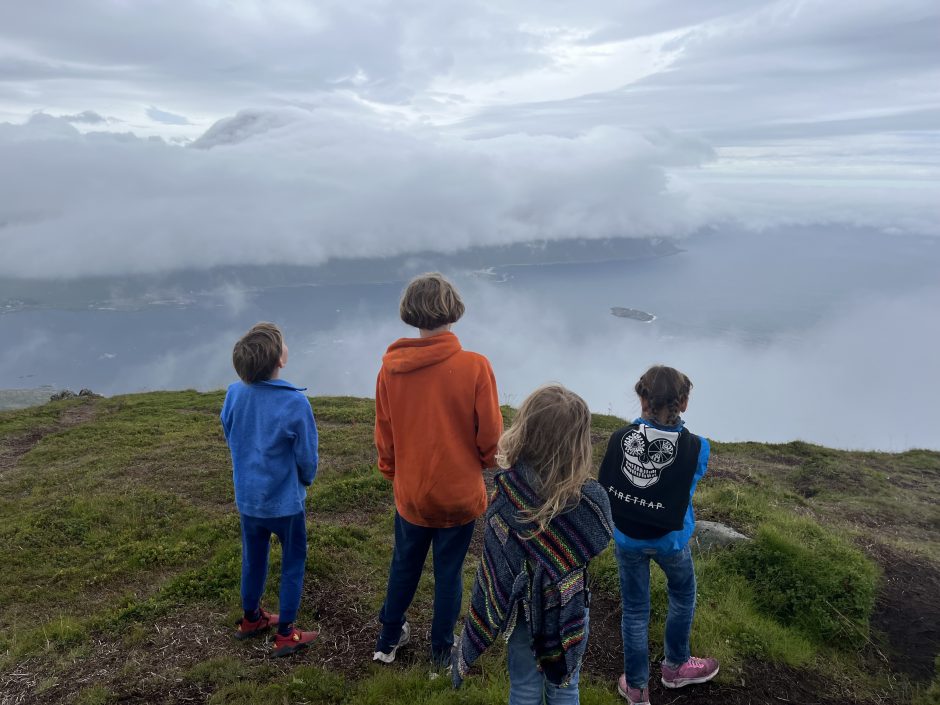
[{"xmin": 0, "ymin": 105, "xmax": 936, "ymax": 279}]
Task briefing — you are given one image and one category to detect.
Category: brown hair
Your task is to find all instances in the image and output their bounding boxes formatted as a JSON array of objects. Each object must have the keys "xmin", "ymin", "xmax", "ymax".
[
  {"xmin": 635, "ymin": 365, "xmax": 692, "ymax": 426},
  {"xmin": 232, "ymin": 322, "xmax": 283, "ymax": 384},
  {"xmin": 496, "ymin": 385, "xmax": 594, "ymax": 534},
  {"xmin": 399, "ymin": 272, "xmax": 465, "ymax": 330}
]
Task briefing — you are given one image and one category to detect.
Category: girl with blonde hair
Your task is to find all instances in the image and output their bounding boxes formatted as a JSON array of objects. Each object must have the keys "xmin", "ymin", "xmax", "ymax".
[{"xmin": 453, "ymin": 384, "xmax": 613, "ymax": 704}]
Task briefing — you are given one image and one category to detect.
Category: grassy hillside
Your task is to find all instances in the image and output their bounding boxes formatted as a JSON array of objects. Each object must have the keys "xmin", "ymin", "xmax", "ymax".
[{"xmin": 1, "ymin": 392, "xmax": 938, "ymax": 705}]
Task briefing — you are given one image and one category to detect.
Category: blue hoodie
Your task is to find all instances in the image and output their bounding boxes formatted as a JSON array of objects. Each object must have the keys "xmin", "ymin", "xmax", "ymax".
[{"xmin": 220, "ymin": 379, "xmax": 318, "ymax": 518}]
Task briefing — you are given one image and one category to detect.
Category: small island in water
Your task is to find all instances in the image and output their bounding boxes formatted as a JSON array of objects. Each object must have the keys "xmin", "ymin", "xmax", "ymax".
[{"xmin": 610, "ymin": 306, "xmax": 656, "ymax": 323}]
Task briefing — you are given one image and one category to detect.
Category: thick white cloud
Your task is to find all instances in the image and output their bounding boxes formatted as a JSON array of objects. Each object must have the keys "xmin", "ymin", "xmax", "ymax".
[
  {"xmin": 0, "ymin": 102, "xmax": 937, "ymax": 279},
  {"xmin": 0, "ymin": 0, "xmax": 937, "ymax": 278},
  {"xmin": 0, "ymin": 107, "xmax": 712, "ymax": 277}
]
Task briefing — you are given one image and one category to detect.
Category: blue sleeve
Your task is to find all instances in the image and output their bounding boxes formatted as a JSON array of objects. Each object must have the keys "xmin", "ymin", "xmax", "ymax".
[
  {"xmin": 693, "ymin": 437, "xmax": 710, "ymax": 485},
  {"xmin": 220, "ymin": 387, "xmax": 233, "ymax": 441},
  {"xmin": 292, "ymin": 395, "xmax": 319, "ymax": 486}
]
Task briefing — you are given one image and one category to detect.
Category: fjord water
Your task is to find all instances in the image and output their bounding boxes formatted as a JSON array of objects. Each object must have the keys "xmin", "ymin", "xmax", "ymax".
[{"xmin": 2, "ymin": 226, "xmax": 938, "ymax": 450}]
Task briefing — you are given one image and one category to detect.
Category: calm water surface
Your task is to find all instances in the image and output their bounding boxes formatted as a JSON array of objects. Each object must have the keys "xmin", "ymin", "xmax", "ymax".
[{"xmin": 2, "ymin": 227, "xmax": 938, "ymax": 450}]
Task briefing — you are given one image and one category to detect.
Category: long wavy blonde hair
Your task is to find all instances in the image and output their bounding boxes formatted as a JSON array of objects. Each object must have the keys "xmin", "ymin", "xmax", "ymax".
[{"xmin": 496, "ymin": 384, "xmax": 594, "ymax": 534}]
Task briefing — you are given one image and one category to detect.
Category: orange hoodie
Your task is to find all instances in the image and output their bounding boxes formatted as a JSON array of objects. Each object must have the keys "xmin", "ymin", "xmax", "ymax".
[{"xmin": 375, "ymin": 332, "xmax": 503, "ymax": 528}]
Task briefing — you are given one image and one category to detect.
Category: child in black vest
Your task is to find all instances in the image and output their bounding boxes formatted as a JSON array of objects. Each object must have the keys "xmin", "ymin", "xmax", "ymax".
[{"xmin": 598, "ymin": 366, "xmax": 718, "ymax": 705}]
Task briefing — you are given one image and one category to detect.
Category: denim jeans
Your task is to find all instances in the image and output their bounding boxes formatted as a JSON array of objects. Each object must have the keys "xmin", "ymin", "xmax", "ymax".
[
  {"xmin": 240, "ymin": 512, "xmax": 307, "ymax": 624},
  {"xmin": 616, "ymin": 543, "xmax": 696, "ymax": 689},
  {"xmin": 377, "ymin": 511, "xmax": 475, "ymax": 660},
  {"xmin": 506, "ymin": 610, "xmax": 589, "ymax": 705}
]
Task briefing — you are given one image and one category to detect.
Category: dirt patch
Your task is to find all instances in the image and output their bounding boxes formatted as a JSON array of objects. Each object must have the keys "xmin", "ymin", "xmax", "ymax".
[
  {"xmin": 703, "ymin": 455, "xmax": 760, "ymax": 486},
  {"xmin": 868, "ymin": 543, "xmax": 940, "ymax": 681},
  {"xmin": 0, "ymin": 401, "xmax": 99, "ymax": 481},
  {"xmin": 0, "ymin": 428, "xmax": 46, "ymax": 476},
  {"xmin": 0, "ymin": 612, "xmax": 233, "ymax": 705},
  {"xmin": 301, "ymin": 570, "xmax": 387, "ymax": 677},
  {"xmin": 2, "ymin": 573, "xmax": 383, "ymax": 705},
  {"xmin": 59, "ymin": 402, "xmax": 99, "ymax": 427},
  {"xmin": 583, "ymin": 589, "xmax": 623, "ymax": 677},
  {"xmin": 581, "ymin": 591, "xmax": 882, "ymax": 704}
]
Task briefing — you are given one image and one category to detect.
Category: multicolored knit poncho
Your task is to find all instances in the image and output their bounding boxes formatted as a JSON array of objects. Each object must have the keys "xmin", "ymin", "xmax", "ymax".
[{"xmin": 453, "ymin": 466, "xmax": 613, "ymax": 688}]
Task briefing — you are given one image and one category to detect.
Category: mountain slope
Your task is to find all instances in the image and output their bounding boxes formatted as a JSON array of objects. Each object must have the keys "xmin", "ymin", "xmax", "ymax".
[{"xmin": 1, "ymin": 392, "xmax": 937, "ymax": 704}]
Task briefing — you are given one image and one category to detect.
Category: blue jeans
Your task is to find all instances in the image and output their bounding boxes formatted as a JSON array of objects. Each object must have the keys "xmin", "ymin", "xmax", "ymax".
[
  {"xmin": 240, "ymin": 512, "xmax": 307, "ymax": 624},
  {"xmin": 377, "ymin": 512, "xmax": 475, "ymax": 660},
  {"xmin": 507, "ymin": 610, "xmax": 589, "ymax": 705},
  {"xmin": 616, "ymin": 544, "xmax": 696, "ymax": 689}
]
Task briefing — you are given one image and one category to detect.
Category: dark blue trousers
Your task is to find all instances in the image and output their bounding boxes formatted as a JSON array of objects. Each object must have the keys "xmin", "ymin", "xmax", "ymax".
[
  {"xmin": 240, "ymin": 512, "xmax": 307, "ymax": 625},
  {"xmin": 377, "ymin": 511, "xmax": 475, "ymax": 659}
]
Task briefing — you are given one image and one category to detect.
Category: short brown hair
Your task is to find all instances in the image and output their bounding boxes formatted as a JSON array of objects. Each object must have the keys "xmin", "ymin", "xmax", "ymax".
[
  {"xmin": 233, "ymin": 322, "xmax": 283, "ymax": 384},
  {"xmin": 635, "ymin": 365, "xmax": 692, "ymax": 426},
  {"xmin": 399, "ymin": 272, "xmax": 465, "ymax": 330}
]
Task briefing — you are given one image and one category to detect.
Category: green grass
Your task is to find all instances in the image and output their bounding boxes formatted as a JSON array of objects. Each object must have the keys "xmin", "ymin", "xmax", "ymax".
[
  {"xmin": 0, "ymin": 391, "xmax": 936, "ymax": 704},
  {"xmin": 729, "ymin": 517, "xmax": 878, "ymax": 647}
]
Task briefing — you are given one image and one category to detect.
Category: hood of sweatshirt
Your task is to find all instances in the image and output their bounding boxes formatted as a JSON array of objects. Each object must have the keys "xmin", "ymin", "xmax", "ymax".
[
  {"xmin": 254, "ymin": 379, "xmax": 307, "ymax": 392},
  {"xmin": 494, "ymin": 465, "xmax": 543, "ymax": 535},
  {"xmin": 382, "ymin": 332, "xmax": 462, "ymax": 374},
  {"xmin": 495, "ymin": 465, "xmax": 614, "ymax": 539}
]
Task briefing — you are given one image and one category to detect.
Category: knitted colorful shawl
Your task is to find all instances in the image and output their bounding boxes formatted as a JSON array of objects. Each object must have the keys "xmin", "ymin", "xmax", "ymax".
[{"xmin": 453, "ymin": 466, "xmax": 613, "ymax": 688}]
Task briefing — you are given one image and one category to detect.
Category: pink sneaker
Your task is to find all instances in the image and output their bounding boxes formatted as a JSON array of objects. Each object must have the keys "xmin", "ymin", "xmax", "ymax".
[
  {"xmin": 617, "ymin": 674, "xmax": 650, "ymax": 704},
  {"xmin": 661, "ymin": 656, "xmax": 719, "ymax": 688}
]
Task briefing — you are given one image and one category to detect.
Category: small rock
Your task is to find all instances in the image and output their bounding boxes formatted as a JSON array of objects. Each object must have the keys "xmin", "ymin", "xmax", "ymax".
[
  {"xmin": 693, "ymin": 520, "xmax": 750, "ymax": 552},
  {"xmin": 78, "ymin": 388, "xmax": 101, "ymax": 398},
  {"xmin": 49, "ymin": 389, "xmax": 77, "ymax": 401}
]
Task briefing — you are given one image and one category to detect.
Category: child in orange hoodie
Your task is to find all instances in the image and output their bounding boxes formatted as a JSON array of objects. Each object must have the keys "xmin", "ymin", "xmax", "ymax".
[{"xmin": 373, "ymin": 272, "xmax": 503, "ymax": 668}]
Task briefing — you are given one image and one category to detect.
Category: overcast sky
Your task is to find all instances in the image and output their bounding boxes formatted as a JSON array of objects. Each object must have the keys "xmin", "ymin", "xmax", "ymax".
[{"xmin": 0, "ymin": 0, "xmax": 938, "ymax": 277}]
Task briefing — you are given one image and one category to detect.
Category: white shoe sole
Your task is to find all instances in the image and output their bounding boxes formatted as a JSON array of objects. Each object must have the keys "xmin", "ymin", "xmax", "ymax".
[
  {"xmin": 661, "ymin": 664, "xmax": 719, "ymax": 689},
  {"xmin": 372, "ymin": 622, "xmax": 411, "ymax": 664}
]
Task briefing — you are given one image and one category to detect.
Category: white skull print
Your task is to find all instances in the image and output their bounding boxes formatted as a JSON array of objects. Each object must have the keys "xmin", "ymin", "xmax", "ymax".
[{"xmin": 620, "ymin": 424, "xmax": 679, "ymax": 488}]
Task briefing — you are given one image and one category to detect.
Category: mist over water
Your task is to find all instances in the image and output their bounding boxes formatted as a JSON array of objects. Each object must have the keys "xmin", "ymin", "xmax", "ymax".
[{"xmin": 2, "ymin": 226, "xmax": 938, "ymax": 451}]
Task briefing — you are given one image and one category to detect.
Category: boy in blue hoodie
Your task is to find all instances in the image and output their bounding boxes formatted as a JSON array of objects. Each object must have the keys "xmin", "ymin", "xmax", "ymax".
[{"xmin": 221, "ymin": 322, "xmax": 319, "ymax": 656}]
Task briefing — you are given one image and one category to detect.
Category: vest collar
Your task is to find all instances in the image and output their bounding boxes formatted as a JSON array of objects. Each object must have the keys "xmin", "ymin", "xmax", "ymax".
[{"xmin": 634, "ymin": 416, "xmax": 685, "ymax": 433}]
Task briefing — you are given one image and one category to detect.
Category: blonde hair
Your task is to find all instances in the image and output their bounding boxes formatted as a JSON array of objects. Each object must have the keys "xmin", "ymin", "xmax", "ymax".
[
  {"xmin": 233, "ymin": 322, "xmax": 283, "ymax": 384},
  {"xmin": 399, "ymin": 272, "xmax": 465, "ymax": 330},
  {"xmin": 496, "ymin": 385, "xmax": 594, "ymax": 534}
]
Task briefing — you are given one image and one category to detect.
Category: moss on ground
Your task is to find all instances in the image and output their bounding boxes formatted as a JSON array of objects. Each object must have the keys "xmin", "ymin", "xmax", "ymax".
[{"xmin": 0, "ymin": 392, "xmax": 936, "ymax": 704}]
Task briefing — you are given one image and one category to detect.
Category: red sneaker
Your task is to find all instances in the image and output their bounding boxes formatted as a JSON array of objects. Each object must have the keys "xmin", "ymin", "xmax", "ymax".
[
  {"xmin": 661, "ymin": 656, "xmax": 719, "ymax": 688},
  {"xmin": 234, "ymin": 608, "xmax": 279, "ymax": 640},
  {"xmin": 272, "ymin": 626, "xmax": 319, "ymax": 657}
]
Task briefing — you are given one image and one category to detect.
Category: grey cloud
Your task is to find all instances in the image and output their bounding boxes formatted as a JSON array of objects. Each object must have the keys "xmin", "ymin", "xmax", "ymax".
[
  {"xmin": 463, "ymin": 0, "xmax": 940, "ymax": 146},
  {"xmin": 0, "ymin": 111, "xmax": 79, "ymax": 142},
  {"xmin": 0, "ymin": 105, "xmax": 711, "ymax": 278},
  {"xmin": 0, "ymin": 104, "xmax": 936, "ymax": 282},
  {"xmin": 2, "ymin": 0, "xmax": 937, "ymax": 153},
  {"xmin": 189, "ymin": 108, "xmax": 306, "ymax": 149},
  {"xmin": 0, "ymin": 1, "xmax": 539, "ymax": 112},
  {"xmin": 60, "ymin": 110, "xmax": 107, "ymax": 124}
]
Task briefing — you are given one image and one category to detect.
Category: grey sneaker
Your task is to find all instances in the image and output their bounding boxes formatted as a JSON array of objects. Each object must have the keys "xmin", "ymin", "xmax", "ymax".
[
  {"xmin": 372, "ymin": 621, "xmax": 411, "ymax": 664},
  {"xmin": 617, "ymin": 674, "xmax": 650, "ymax": 704}
]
